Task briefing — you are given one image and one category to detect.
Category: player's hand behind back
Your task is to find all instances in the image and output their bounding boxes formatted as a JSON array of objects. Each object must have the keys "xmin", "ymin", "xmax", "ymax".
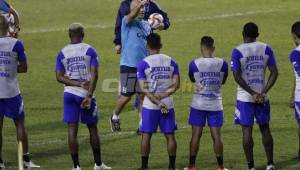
[
  {"xmin": 80, "ymin": 81, "xmax": 90, "ymax": 90},
  {"xmin": 159, "ymin": 102, "xmax": 169, "ymax": 114},
  {"xmin": 81, "ymin": 96, "xmax": 92, "ymax": 110}
]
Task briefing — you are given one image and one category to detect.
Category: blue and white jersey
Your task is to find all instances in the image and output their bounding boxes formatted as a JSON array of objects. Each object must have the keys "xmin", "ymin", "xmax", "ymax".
[
  {"xmin": 121, "ymin": 16, "xmax": 151, "ymax": 68},
  {"xmin": 137, "ymin": 54, "xmax": 179, "ymax": 110},
  {"xmin": 290, "ymin": 45, "xmax": 300, "ymax": 102},
  {"xmin": 189, "ymin": 57, "xmax": 228, "ymax": 111},
  {"xmin": 56, "ymin": 43, "xmax": 99, "ymax": 98},
  {"xmin": 0, "ymin": 37, "xmax": 26, "ymax": 98},
  {"xmin": 231, "ymin": 41, "xmax": 276, "ymax": 103}
]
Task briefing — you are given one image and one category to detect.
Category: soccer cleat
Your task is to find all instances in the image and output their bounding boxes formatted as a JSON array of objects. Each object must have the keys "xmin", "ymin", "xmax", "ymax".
[
  {"xmin": 184, "ymin": 165, "xmax": 197, "ymax": 170},
  {"xmin": 24, "ymin": 161, "xmax": 40, "ymax": 168},
  {"xmin": 72, "ymin": 166, "xmax": 81, "ymax": 170},
  {"xmin": 0, "ymin": 162, "xmax": 5, "ymax": 168},
  {"xmin": 94, "ymin": 163, "xmax": 112, "ymax": 170},
  {"xmin": 110, "ymin": 115, "xmax": 121, "ymax": 132},
  {"xmin": 265, "ymin": 164, "xmax": 275, "ymax": 170}
]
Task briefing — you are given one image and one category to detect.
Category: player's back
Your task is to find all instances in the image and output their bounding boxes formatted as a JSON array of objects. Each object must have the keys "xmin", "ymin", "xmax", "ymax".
[
  {"xmin": 141, "ymin": 54, "xmax": 179, "ymax": 110},
  {"xmin": 233, "ymin": 41, "xmax": 275, "ymax": 102},
  {"xmin": 58, "ymin": 42, "xmax": 98, "ymax": 97},
  {"xmin": 0, "ymin": 36, "xmax": 22, "ymax": 98},
  {"xmin": 190, "ymin": 57, "xmax": 226, "ymax": 111}
]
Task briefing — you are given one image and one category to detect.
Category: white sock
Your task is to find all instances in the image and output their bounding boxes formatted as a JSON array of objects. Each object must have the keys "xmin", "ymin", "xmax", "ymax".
[{"xmin": 112, "ymin": 114, "xmax": 119, "ymax": 120}]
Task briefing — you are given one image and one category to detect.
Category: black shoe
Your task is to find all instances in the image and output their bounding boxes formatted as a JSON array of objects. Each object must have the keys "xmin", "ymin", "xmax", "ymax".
[
  {"xmin": 110, "ymin": 115, "xmax": 121, "ymax": 132},
  {"xmin": 137, "ymin": 168, "xmax": 147, "ymax": 170}
]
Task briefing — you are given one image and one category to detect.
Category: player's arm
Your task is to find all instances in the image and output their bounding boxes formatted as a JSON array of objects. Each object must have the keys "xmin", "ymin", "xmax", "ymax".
[
  {"xmin": 126, "ymin": 0, "xmax": 147, "ymax": 24},
  {"xmin": 290, "ymin": 78, "xmax": 296, "ymax": 108},
  {"xmin": 231, "ymin": 49, "xmax": 257, "ymax": 96},
  {"xmin": 261, "ymin": 46, "xmax": 279, "ymax": 94},
  {"xmin": 222, "ymin": 60, "xmax": 229, "ymax": 84},
  {"xmin": 13, "ymin": 40, "xmax": 27, "ymax": 73},
  {"xmin": 56, "ymin": 71, "xmax": 88, "ymax": 88},
  {"xmin": 114, "ymin": 1, "xmax": 130, "ymax": 53},
  {"xmin": 261, "ymin": 64, "xmax": 278, "ymax": 94},
  {"xmin": 157, "ymin": 75, "xmax": 180, "ymax": 100},
  {"xmin": 233, "ymin": 71, "xmax": 256, "ymax": 95}
]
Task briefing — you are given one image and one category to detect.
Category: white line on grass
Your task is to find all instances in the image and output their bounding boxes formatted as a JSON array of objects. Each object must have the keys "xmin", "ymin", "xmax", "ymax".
[{"xmin": 21, "ymin": 8, "xmax": 287, "ymax": 34}]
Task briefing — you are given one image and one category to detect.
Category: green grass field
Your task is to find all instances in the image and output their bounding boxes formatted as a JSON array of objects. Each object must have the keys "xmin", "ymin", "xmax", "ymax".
[{"xmin": 2, "ymin": 0, "xmax": 300, "ymax": 169}]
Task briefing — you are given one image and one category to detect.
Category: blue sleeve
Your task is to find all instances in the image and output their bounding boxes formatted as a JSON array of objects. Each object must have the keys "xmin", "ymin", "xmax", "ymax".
[
  {"xmin": 265, "ymin": 45, "xmax": 276, "ymax": 66},
  {"xmin": 114, "ymin": 1, "xmax": 130, "ymax": 45},
  {"xmin": 0, "ymin": 0, "xmax": 10, "ymax": 13},
  {"xmin": 231, "ymin": 49, "xmax": 243, "ymax": 71},
  {"xmin": 12, "ymin": 40, "xmax": 27, "ymax": 62},
  {"xmin": 290, "ymin": 50, "xmax": 300, "ymax": 76},
  {"xmin": 171, "ymin": 60, "xmax": 179, "ymax": 76},
  {"xmin": 137, "ymin": 60, "xmax": 150, "ymax": 80},
  {"xmin": 148, "ymin": 1, "xmax": 170, "ymax": 30},
  {"xmin": 86, "ymin": 47, "xmax": 99, "ymax": 66},
  {"xmin": 188, "ymin": 60, "xmax": 198, "ymax": 82},
  {"xmin": 221, "ymin": 59, "xmax": 228, "ymax": 73},
  {"xmin": 55, "ymin": 52, "xmax": 65, "ymax": 71}
]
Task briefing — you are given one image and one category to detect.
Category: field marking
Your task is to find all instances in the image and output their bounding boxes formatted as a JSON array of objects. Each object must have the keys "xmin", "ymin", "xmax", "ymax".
[{"xmin": 21, "ymin": 8, "xmax": 287, "ymax": 34}]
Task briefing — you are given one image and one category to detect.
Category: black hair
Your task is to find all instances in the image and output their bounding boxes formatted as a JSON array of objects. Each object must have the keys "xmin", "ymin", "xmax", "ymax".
[
  {"xmin": 292, "ymin": 22, "xmax": 300, "ymax": 39},
  {"xmin": 243, "ymin": 22, "xmax": 259, "ymax": 38},
  {"xmin": 147, "ymin": 33, "xmax": 162, "ymax": 49},
  {"xmin": 200, "ymin": 36, "xmax": 214, "ymax": 48}
]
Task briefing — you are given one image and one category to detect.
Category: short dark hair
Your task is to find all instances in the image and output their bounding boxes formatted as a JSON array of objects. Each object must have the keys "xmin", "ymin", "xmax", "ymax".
[
  {"xmin": 0, "ymin": 15, "xmax": 8, "ymax": 32},
  {"xmin": 243, "ymin": 22, "xmax": 259, "ymax": 38},
  {"xmin": 292, "ymin": 22, "xmax": 300, "ymax": 39},
  {"xmin": 147, "ymin": 33, "xmax": 162, "ymax": 49},
  {"xmin": 69, "ymin": 23, "xmax": 85, "ymax": 38},
  {"xmin": 200, "ymin": 36, "xmax": 214, "ymax": 48}
]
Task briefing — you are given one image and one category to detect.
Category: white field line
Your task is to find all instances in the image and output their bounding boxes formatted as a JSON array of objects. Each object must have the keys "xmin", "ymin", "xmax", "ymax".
[{"xmin": 21, "ymin": 8, "xmax": 287, "ymax": 34}]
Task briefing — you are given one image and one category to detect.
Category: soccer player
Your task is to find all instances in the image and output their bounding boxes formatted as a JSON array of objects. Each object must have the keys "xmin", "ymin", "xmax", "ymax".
[
  {"xmin": 0, "ymin": 0, "xmax": 20, "ymax": 37},
  {"xmin": 137, "ymin": 33, "xmax": 180, "ymax": 170},
  {"xmin": 289, "ymin": 21, "xmax": 300, "ymax": 159},
  {"xmin": 184, "ymin": 36, "xmax": 228, "ymax": 170},
  {"xmin": 55, "ymin": 23, "xmax": 111, "ymax": 170},
  {"xmin": 114, "ymin": 0, "xmax": 170, "ymax": 54},
  {"xmin": 231, "ymin": 22, "xmax": 278, "ymax": 170},
  {"xmin": 0, "ymin": 15, "xmax": 39, "ymax": 169},
  {"xmin": 110, "ymin": 0, "xmax": 152, "ymax": 132}
]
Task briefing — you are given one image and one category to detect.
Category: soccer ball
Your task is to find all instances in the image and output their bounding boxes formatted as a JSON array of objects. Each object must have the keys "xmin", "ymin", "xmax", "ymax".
[
  {"xmin": 148, "ymin": 13, "xmax": 164, "ymax": 28},
  {"xmin": 2, "ymin": 13, "xmax": 19, "ymax": 37}
]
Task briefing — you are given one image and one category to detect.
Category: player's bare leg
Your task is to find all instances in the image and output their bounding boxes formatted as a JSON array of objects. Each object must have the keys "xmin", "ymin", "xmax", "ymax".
[
  {"xmin": 110, "ymin": 95, "xmax": 131, "ymax": 132},
  {"xmin": 242, "ymin": 126, "xmax": 254, "ymax": 169},
  {"xmin": 188, "ymin": 126, "xmax": 203, "ymax": 167},
  {"xmin": 259, "ymin": 124, "xmax": 274, "ymax": 166},
  {"xmin": 137, "ymin": 93, "xmax": 144, "ymax": 134},
  {"xmin": 210, "ymin": 127, "xmax": 225, "ymax": 169},
  {"xmin": 87, "ymin": 124, "xmax": 102, "ymax": 166},
  {"xmin": 164, "ymin": 133, "xmax": 177, "ymax": 170},
  {"xmin": 140, "ymin": 133, "xmax": 152, "ymax": 169},
  {"xmin": 0, "ymin": 116, "xmax": 3, "ymax": 166},
  {"xmin": 14, "ymin": 119, "xmax": 29, "ymax": 158},
  {"xmin": 68, "ymin": 122, "xmax": 80, "ymax": 168}
]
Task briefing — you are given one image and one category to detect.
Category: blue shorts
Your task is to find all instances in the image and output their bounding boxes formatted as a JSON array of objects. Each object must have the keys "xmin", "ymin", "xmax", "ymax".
[
  {"xmin": 63, "ymin": 92, "xmax": 98, "ymax": 124},
  {"xmin": 0, "ymin": 94, "xmax": 25, "ymax": 120},
  {"xmin": 189, "ymin": 107, "xmax": 223, "ymax": 127},
  {"xmin": 140, "ymin": 107, "xmax": 177, "ymax": 134},
  {"xmin": 234, "ymin": 100, "xmax": 270, "ymax": 126},
  {"xmin": 294, "ymin": 102, "xmax": 300, "ymax": 124}
]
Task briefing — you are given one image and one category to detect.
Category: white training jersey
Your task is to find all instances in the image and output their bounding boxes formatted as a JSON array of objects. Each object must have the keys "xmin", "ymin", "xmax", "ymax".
[
  {"xmin": 56, "ymin": 43, "xmax": 99, "ymax": 98},
  {"xmin": 189, "ymin": 57, "xmax": 228, "ymax": 111},
  {"xmin": 231, "ymin": 41, "xmax": 276, "ymax": 103},
  {"xmin": 137, "ymin": 54, "xmax": 179, "ymax": 110},
  {"xmin": 0, "ymin": 37, "xmax": 26, "ymax": 98},
  {"xmin": 290, "ymin": 45, "xmax": 300, "ymax": 102}
]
